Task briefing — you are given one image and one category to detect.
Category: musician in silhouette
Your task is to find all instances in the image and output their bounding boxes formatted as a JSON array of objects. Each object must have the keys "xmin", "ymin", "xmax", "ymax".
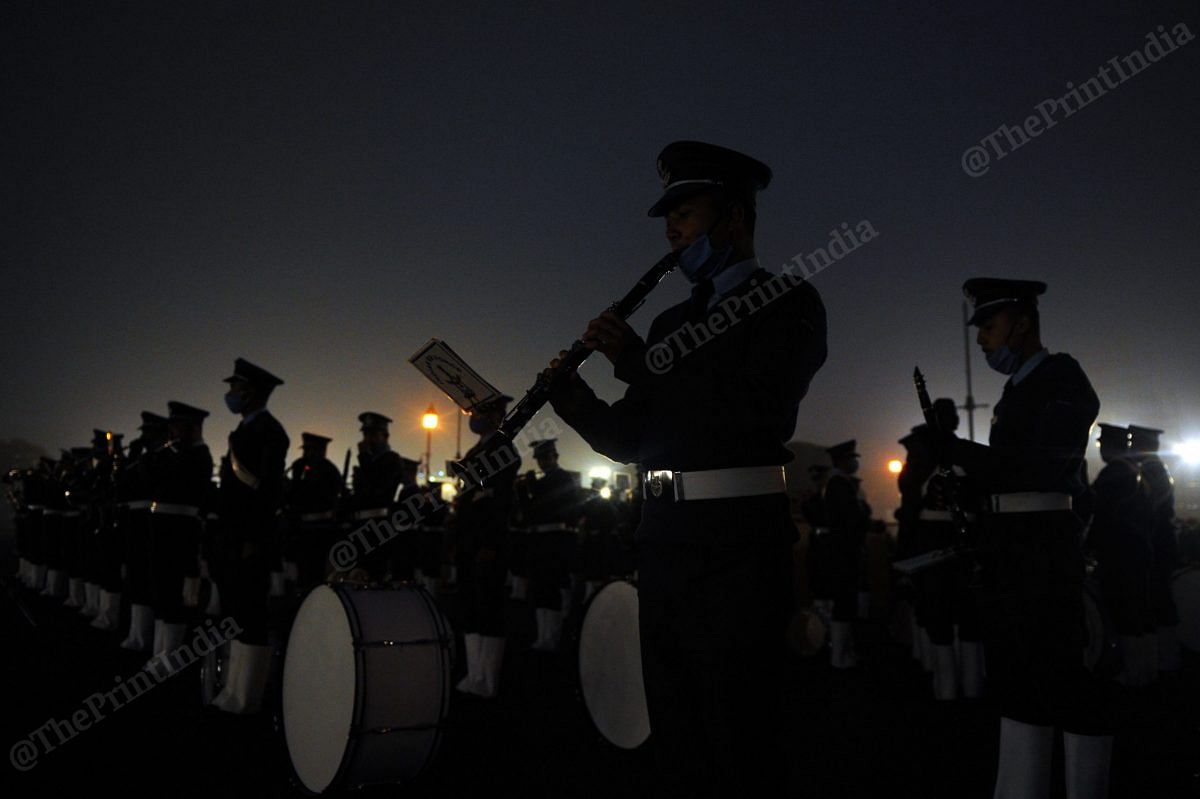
[{"xmin": 547, "ymin": 141, "xmax": 828, "ymax": 796}]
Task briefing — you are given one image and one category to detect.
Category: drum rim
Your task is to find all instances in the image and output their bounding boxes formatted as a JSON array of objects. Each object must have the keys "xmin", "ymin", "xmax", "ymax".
[
  {"xmin": 573, "ymin": 577, "xmax": 650, "ymax": 752},
  {"xmin": 284, "ymin": 581, "xmax": 454, "ymax": 795}
]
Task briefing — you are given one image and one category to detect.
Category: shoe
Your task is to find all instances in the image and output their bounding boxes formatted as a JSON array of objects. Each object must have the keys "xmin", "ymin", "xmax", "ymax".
[
  {"xmin": 959, "ymin": 640, "xmax": 986, "ymax": 699},
  {"xmin": 830, "ymin": 621, "xmax": 857, "ymax": 669},
  {"xmin": 993, "ymin": 717, "xmax": 1052, "ymax": 799},
  {"xmin": 1063, "ymin": 732, "xmax": 1113, "ymax": 799},
  {"xmin": 80, "ymin": 582, "xmax": 102, "ymax": 617},
  {"xmin": 121, "ymin": 604, "xmax": 155, "ymax": 651},
  {"xmin": 456, "ymin": 633, "xmax": 484, "ymax": 694},
  {"xmin": 43, "ymin": 570, "xmax": 68, "ymax": 599},
  {"xmin": 932, "ymin": 644, "xmax": 958, "ymax": 700},
  {"xmin": 90, "ymin": 591, "xmax": 122, "ymax": 630},
  {"xmin": 212, "ymin": 641, "xmax": 273, "ymax": 714},
  {"xmin": 476, "ymin": 636, "xmax": 506, "ymax": 698}
]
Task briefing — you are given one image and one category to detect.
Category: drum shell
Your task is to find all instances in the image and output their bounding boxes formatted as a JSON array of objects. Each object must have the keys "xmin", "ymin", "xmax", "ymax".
[{"xmin": 283, "ymin": 583, "xmax": 452, "ymax": 794}]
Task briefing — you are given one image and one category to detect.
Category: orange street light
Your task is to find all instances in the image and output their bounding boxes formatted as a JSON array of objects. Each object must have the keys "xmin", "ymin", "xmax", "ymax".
[
  {"xmin": 422, "ymin": 405, "xmax": 438, "ymax": 483},
  {"xmin": 887, "ymin": 459, "xmax": 904, "ymax": 475}
]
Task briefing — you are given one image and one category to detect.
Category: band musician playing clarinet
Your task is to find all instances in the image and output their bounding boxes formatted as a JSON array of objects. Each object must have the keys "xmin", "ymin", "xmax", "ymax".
[{"xmin": 546, "ymin": 141, "xmax": 827, "ymax": 796}]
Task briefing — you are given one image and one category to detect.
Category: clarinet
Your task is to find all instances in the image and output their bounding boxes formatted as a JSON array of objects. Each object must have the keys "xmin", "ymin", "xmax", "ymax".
[
  {"xmin": 451, "ymin": 251, "xmax": 679, "ymax": 489},
  {"xmin": 893, "ymin": 368, "xmax": 978, "ymax": 576}
]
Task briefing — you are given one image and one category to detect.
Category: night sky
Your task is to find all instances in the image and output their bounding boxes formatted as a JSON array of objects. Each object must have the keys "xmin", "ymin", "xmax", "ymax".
[{"xmin": 4, "ymin": 1, "xmax": 1198, "ymax": 514}]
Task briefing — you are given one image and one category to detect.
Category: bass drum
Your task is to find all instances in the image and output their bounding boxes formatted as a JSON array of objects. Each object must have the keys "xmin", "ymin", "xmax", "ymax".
[
  {"xmin": 577, "ymin": 579, "xmax": 651, "ymax": 750},
  {"xmin": 1171, "ymin": 566, "xmax": 1200, "ymax": 653},
  {"xmin": 282, "ymin": 583, "xmax": 454, "ymax": 794}
]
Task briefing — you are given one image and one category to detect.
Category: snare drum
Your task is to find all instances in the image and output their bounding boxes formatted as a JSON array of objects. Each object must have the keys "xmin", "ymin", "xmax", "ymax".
[
  {"xmin": 1171, "ymin": 566, "xmax": 1200, "ymax": 653},
  {"xmin": 282, "ymin": 583, "xmax": 454, "ymax": 794},
  {"xmin": 576, "ymin": 579, "xmax": 651, "ymax": 750}
]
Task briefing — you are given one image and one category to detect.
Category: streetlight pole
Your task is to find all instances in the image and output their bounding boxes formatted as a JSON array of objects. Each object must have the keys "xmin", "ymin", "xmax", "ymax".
[
  {"xmin": 421, "ymin": 404, "xmax": 439, "ymax": 484},
  {"xmin": 960, "ymin": 300, "xmax": 989, "ymax": 443}
]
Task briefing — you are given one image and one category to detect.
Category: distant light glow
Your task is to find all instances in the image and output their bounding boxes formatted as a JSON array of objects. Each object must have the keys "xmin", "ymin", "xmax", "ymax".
[
  {"xmin": 599, "ymin": 486, "xmax": 612, "ymax": 499},
  {"xmin": 589, "ymin": 466, "xmax": 612, "ymax": 481},
  {"xmin": 422, "ymin": 405, "xmax": 439, "ymax": 430},
  {"xmin": 1174, "ymin": 440, "xmax": 1200, "ymax": 466},
  {"xmin": 887, "ymin": 459, "xmax": 904, "ymax": 474}
]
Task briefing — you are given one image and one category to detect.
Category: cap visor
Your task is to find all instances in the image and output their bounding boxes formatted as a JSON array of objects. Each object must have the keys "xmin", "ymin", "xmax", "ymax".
[{"xmin": 647, "ymin": 184, "xmax": 712, "ymax": 217}]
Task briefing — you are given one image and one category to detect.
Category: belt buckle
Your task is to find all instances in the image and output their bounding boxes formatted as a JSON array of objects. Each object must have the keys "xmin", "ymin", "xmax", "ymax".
[{"xmin": 645, "ymin": 470, "xmax": 676, "ymax": 502}]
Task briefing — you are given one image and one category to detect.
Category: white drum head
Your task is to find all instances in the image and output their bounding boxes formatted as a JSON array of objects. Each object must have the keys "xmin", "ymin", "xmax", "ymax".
[
  {"xmin": 1172, "ymin": 567, "xmax": 1200, "ymax": 653},
  {"xmin": 578, "ymin": 581, "xmax": 651, "ymax": 750},
  {"xmin": 283, "ymin": 585, "xmax": 357, "ymax": 794}
]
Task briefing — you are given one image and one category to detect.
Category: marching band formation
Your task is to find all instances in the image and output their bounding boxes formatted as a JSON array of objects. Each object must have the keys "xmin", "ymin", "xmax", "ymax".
[
  {"xmin": 5, "ymin": 140, "xmax": 1198, "ymax": 798},
  {"xmin": 3, "ymin": 359, "xmax": 640, "ymax": 718}
]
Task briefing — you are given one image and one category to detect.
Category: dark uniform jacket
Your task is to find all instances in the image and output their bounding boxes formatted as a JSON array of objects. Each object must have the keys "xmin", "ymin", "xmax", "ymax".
[
  {"xmin": 947, "ymin": 353, "xmax": 1100, "ymax": 675},
  {"xmin": 519, "ymin": 467, "xmax": 581, "ymax": 527},
  {"xmin": 151, "ymin": 441, "xmax": 214, "ymax": 508},
  {"xmin": 285, "ymin": 456, "xmax": 342, "ymax": 517},
  {"xmin": 454, "ymin": 438, "xmax": 520, "ymax": 553},
  {"xmin": 951, "ymin": 354, "xmax": 1098, "ymax": 496},
  {"xmin": 219, "ymin": 410, "xmax": 289, "ymax": 540},
  {"xmin": 550, "ymin": 268, "xmax": 827, "ymax": 627},
  {"xmin": 352, "ymin": 448, "xmax": 404, "ymax": 513},
  {"xmin": 1139, "ymin": 454, "xmax": 1179, "ymax": 626},
  {"xmin": 550, "ymin": 269, "xmax": 827, "ymax": 472},
  {"xmin": 1088, "ymin": 457, "xmax": 1151, "ymax": 632}
]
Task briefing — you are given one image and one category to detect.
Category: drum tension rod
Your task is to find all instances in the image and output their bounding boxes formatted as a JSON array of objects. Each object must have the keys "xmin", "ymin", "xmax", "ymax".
[{"xmin": 354, "ymin": 637, "xmax": 453, "ymax": 648}]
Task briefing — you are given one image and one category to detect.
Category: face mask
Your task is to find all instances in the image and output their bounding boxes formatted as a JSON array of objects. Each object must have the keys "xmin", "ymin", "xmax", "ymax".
[
  {"xmin": 224, "ymin": 392, "xmax": 246, "ymax": 414},
  {"xmin": 468, "ymin": 415, "xmax": 491, "ymax": 435},
  {"xmin": 677, "ymin": 234, "xmax": 733, "ymax": 284},
  {"xmin": 984, "ymin": 317, "xmax": 1025, "ymax": 375},
  {"xmin": 986, "ymin": 345, "xmax": 1022, "ymax": 375}
]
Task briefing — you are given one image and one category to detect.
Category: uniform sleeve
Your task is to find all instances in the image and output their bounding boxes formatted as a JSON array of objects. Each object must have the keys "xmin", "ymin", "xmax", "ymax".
[
  {"xmin": 633, "ymin": 280, "xmax": 827, "ymax": 438},
  {"xmin": 949, "ymin": 367, "xmax": 1099, "ymax": 492},
  {"xmin": 548, "ymin": 374, "xmax": 652, "ymax": 465}
]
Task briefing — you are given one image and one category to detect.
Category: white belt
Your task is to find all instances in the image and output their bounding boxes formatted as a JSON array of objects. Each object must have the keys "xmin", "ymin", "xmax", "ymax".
[
  {"xmin": 643, "ymin": 465, "xmax": 786, "ymax": 502},
  {"xmin": 813, "ymin": 526, "xmax": 831, "ymax": 536},
  {"xmin": 531, "ymin": 523, "xmax": 573, "ymax": 533},
  {"xmin": 150, "ymin": 502, "xmax": 201, "ymax": 518},
  {"xmin": 122, "ymin": 500, "xmax": 153, "ymax": 511},
  {"xmin": 300, "ymin": 510, "xmax": 336, "ymax": 523},
  {"xmin": 353, "ymin": 508, "xmax": 390, "ymax": 521},
  {"xmin": 27, "ymin": 504, "xmax": 44, "ymax": 511},
  {"xmin": 988, "ymin": 492, "xmax": 1072, "ymax": 514},
  {"xmin": 919, "ymin": 509, "xmax": 978, "ymax": 522}
]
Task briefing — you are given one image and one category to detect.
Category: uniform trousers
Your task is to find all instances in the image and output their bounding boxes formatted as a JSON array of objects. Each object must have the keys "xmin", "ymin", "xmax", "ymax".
[
  {"xmin": 456, "ymin": 540, "xmax": 508, "ymax": 637},
  {"xmin": 149, "ymin": 514, "xmax": 201, "ymax": 623},
  {"xmin": 978, "ymin": 511, "xmax": 1113, "ymax": 733},
  {"xmin": 637, "ymin": 494, "xmax": 794, "ymax": 797}
]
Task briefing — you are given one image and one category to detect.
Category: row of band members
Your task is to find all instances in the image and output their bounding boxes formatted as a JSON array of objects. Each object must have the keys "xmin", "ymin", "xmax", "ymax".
[
  {"xmin": 795, "ymin": 396, "xmax": 1183, "ymax": 694},
  {"xmin": 6, "ymin": 360, "xmax": 1183, "ymax": 711},
  {"xmin": 5, "ymin": 358, "xmax": 633, "ymax": 711}
]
